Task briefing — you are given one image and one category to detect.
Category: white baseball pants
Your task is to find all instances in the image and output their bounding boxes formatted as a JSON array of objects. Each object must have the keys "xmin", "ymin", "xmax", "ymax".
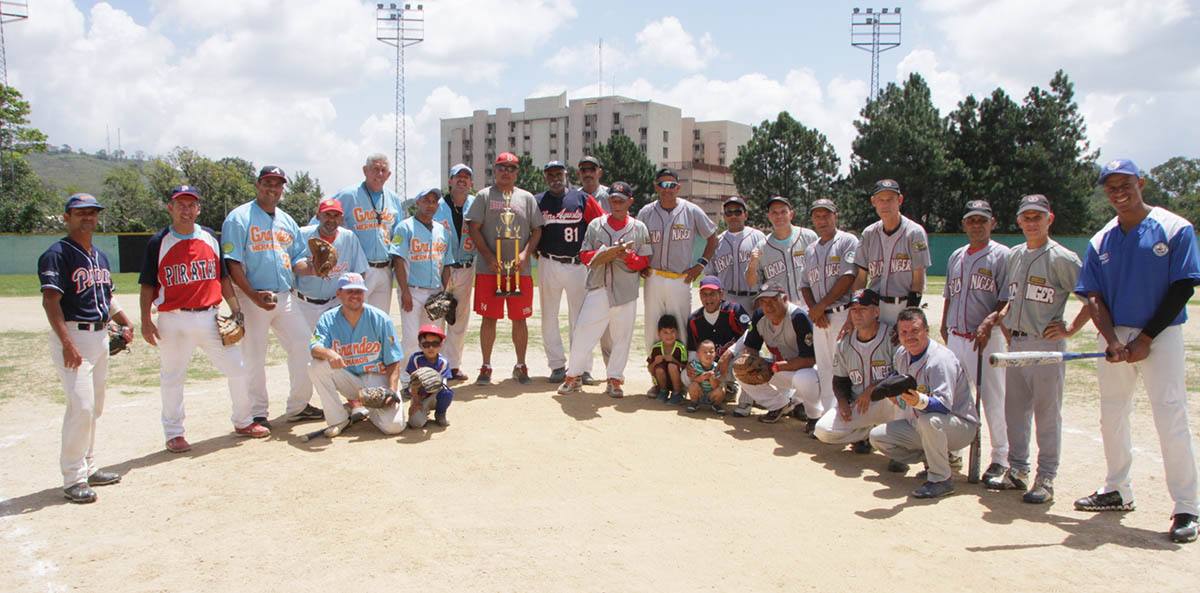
[
  {"xmin": 566, "ymin": 289, "xmax": 637, "ymax": 381},
  {"xmin": 812, "ymin": 309, "xmax": 848, "ymax": 415},
  {"xmin": 442, "ymin": 265, "xmax": 475, "ymax": 370},
  {"xmin": 364, "ymin": 264, "xmax": 393, "ymax": 314},
  {"xmin": 947, "ymin": 328, "xmax": 1008, "ymax": 466},
  {"xmin": 538, "ymin": 258, "xmax": 590, "ymax": 372},
  {"xmin": 156, "ymin": 309, "xmax": 254, "ymax": 439},
  {"xmin": 236, "ymin": 289, "xmax": 315, "ymax": 419},
  {"xmin": 1096, "ymin": 325, "xmax": 1198, "ymax": 516},
  {"xmin": 814, "ymin": 398, "xmax": 906, "ymax": 445},
  {"xmin": 51, "ymin": 326, "xmax": 108, "ymax": 488},
  {"xmin": 295, "ymin": 296, "xmax": 337, "ymax": 332},
  {"xmin": 643, "ymin": 273, "xmax": 692, "ymax": 354},
  {"xmin": 308, "ymin": 359, "xmax": 406, "ymax": 434},
  {"xmin": 880, "ymin": 301, "xmax": 904, "ymax": 326},
  {"xmin": 739, "ymin": 367, "xmax": 822, "ymax": 416},
  {"xmin": 399, "ymin": 285, "xmax": 438, "ymax": 382}
]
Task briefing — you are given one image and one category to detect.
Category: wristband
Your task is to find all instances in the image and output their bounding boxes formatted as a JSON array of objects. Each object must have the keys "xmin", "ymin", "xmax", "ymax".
[
  {"xmin": 905, "ymin": 291, "xmax": 922, "ymax": 307},
  {"xmin": 770, "ymin": 361, "xmax": 780, "ymax": 374},
  {"xmin": 696, "ymin": 257, "xmax": 709, "ymax": 267}
]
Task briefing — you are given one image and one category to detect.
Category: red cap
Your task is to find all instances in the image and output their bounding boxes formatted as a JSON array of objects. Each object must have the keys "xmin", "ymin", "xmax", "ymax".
[
  {"xmin": 495, "ymin": 152, "xmax": 519, "ymax": 165},
  {"xmin": 418, "ymin": 324, "xmax": 446, "ymax": 340},
  {"xmin": 318, "ymin": 198, "xmax": 343, "ymax": 214}
]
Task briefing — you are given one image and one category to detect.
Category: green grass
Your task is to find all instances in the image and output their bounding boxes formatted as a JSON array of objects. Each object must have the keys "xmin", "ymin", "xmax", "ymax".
[
  {"xmin": 26, "ymin": 152, "xmax": 143, "ymax": 195},
  {"xmin": 0, "ymin": 272, "xmax": 142, "ymax": 298}
]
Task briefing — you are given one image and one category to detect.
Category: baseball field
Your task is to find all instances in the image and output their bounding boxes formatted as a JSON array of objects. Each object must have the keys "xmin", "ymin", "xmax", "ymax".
[{"xmin": 1, "ymin": 282, "xmax": 1198, "ymax": 592}]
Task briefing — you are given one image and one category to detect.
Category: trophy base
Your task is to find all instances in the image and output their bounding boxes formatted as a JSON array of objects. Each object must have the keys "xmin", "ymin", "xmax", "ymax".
[{"xmin": 494, "ymin": 290, "xmax": 524, "ymax": 297}]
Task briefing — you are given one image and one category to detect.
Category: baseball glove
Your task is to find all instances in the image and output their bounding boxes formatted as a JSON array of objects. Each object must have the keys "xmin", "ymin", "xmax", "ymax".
[
  {"xmin": 108, "ymin": 323, "xmax": 133, "ymax": 355},
  {"xmin": 424, "ymin": 290, "xmax": 458, "ymax": 325},
  {"xmin": 869, "ymin": 374, "xmax": 918, "ymax": 401},
  {"xmin": 588, "ymin": 241, "xmax": 632, "ymax": 269},
  {"xmin": 360, "ymin": 387, "xmax": 400, "ymax": 408},
  {"xmin": 409, "ymin": 366, "xmax": 447, "ymax": 395},
  {"xmin": 732, "ymin": 351, "xmax": 773, "ymax": 385},
  {"xmin": 308, "ymin": 236, "xmax": 338, "ymax": 278},
  {"xmin": 216, "ymin": 312, "xmax": 245, "ymax": 346}
]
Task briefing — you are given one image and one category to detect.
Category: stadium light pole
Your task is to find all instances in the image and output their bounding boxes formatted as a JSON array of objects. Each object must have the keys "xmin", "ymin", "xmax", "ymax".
[
  {"xmin": 0, "ymin": 0, "xmax": 29, "ymax": 190},
  {"xmin": 850, "ymin": 7, "xmax": 902, "ymax": 102},
  {"xmin": 376, "ymin": 3, "xmax": 426, "ymax": 200}
]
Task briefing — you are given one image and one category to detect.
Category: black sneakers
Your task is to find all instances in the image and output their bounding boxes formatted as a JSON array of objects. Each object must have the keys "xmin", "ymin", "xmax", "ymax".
[
  {"xmin": 63, "ymin": 482, "xmax": 96, "ymax": 504},
  {"xmin": 87, "ymin": 470, "xmax": 121, "ymax": 486},
  {"xmin": 1073, "ymin": 490, "xmax": 1135, "ymax": 512},
  {"xmin": 1169, "ymin": 513, "xmax": 1198, "ymax": 543}
]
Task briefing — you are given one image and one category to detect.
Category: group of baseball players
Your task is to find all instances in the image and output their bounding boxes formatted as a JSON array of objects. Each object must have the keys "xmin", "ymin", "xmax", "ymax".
[{"xmin": 39, "ymin": 151, "xmax": 1198, "ymax": 544}]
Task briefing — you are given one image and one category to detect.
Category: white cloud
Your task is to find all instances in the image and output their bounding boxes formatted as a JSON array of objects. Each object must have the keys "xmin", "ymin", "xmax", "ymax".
[
  {"xmin": 635, "ymin": 17, "xmax": 718, "ymax": 72},
  {"xmin": 895, "ymin": 48, "xmax": 964, "ymax": 115}
]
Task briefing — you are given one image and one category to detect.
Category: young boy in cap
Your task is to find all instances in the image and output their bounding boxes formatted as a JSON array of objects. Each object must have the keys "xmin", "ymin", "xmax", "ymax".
[{"xmin": 406, "ymin": 324, "xmax": 454, "ymax": 428}]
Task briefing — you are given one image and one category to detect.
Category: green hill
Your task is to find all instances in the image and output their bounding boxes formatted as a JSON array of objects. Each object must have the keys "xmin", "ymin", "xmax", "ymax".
[{"xmin": 25, "ymin": 152, "xmax": 146, "ymax": 196}]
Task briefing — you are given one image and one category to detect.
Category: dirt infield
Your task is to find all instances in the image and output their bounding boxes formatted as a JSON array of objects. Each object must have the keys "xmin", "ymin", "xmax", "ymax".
[{"xmin": 1, "ymin": 294, "xmax": 1198, "ymax": 592}]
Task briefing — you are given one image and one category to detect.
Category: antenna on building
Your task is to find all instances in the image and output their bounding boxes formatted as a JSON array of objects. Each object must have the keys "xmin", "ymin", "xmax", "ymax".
[
  {"xmin": 850, "ymin": 7, "xmax": 901, "ymax": 102},
  {"xmin": 375, "ymin": 3, "xmax": 426, "ymax": 199},
  {"xmin": 0, "ymin": 0, "xmax": 29, "ymax": 189},
  {"xmin": 598, "ymin": 38, "xmax": 603, "ymax": 97}
]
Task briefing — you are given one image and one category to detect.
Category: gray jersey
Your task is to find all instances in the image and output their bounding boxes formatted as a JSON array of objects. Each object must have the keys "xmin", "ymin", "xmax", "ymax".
[
  {"xmin": 636, "ymin": 199, "xmax": 717, "ymax": 274},
  {"xmin": 754, "ymin": 226, "xmax": 819, "ymax": 303},
  {"xmin": 858, "ymin": 216, "xmax": 931, "ymax": 297},
  {"xmin": 706, "ymin": 227, "xmax": 766, "ymax": 295},
  {"xmin": 581, "ymin": 215, "xmax": 652, "ymax": 306},
  {"xmin": 800, "ymin": 230, "xmax": 859, "ymax": 309},
  {"xmin": 893, "ymin": 340, "xmax": 978, "ymax": 424},
  {"xmin": 943, "ymin": 241, "xmax": 1011, "ymax": 334},
  {"xmin": 464, "ymin": 186, "xmax": 544, "ymax": 276},
  {"xmin": 833, "ymin": 322, "xmax": 897, "ymax": 398},
  {"xmin": 743, "ymin": 302, "xmax": 816, "ymax": 361},
  {"xmin": 584, "ymin": 184, "xmax": 611, "ymax": 213},
  {"xmin": 1000, "ymin": 239, "xmax": 1081, "ymax": 336}
]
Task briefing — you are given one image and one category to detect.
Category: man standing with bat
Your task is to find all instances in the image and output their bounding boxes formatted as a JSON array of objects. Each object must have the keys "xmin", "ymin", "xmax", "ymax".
[
  {"xmin": 977, "ymin": 194, "xmax": 1090, "ymax": 504},
  {"xmin": 1072, "ymin": 159, "xmax": 1200, "ymax": 544}
]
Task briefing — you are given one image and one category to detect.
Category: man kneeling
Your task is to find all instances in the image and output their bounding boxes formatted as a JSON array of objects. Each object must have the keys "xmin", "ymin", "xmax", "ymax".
[{"xmin": 309, "ymin": 273, "xmax": 406, "ymax": 435}]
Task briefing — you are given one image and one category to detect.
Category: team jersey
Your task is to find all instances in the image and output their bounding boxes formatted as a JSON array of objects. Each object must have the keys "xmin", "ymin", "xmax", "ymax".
[
  {"xmin": 388, "ymin": 216, "xmax": 454, "ymax": 290},
  {"xmin": 294, "ymin": 226, "xmax": 369, "ymax": 301},
  {"xmin": 647, "ymin": 340, "xmax": 687, "ymax": 367},
  {"xmin": 38, "ymin": 237, "xmax": 115, "ymax": 322},
  {"xmin": 706, "ymin": 227, "xmax": 767, "ymax": 295},
  {"xmin": 858, "ymin": 216, "xmax": 931, "ymax": 297},
  {"xmin": 893, "ymin": 340, "xmax": 977, "ymax": 424},
  {"xmin": 434, "ymin": 193, "xmax": 477, "ymax": 266},
  {"xmin": 139, "ymin": 225, "xmax": 226, "ymax": 312},
  {"xmin": 832, "ymin": 322, "xmax": 897, "ymax": 399},
  {"xmin": 743, "ymin": 302, "xmax": 816, "ymax": 361},
  {"xmin": 327, "ymin": 182, "xmax": 403, "ymax": 263},
  {"xmin": 310, "ymin": 304, "xmax": 404, "ymax": 375},
  {"xmin": 753, "ymin": 226, "xmax": 819, "ymax": 303},
  {"xmin": 1076, "ymin": 207, "xmax": 1200, "ymax": 329},
  {"xmin": 943, "ymin": 240, "xmax": 1011, "ymax": 334},
  {"xmin": 405, "ymin": 351, "xmax": 453, "ymax": 381},
  {"xmin": 464, "ymin": 186, "xmax": 544, "ymax": 276},
  {"xmin": 580, "ymin": 215, "xmax": 652, "ymax": 306},
  {"xmin": 1000, "ymin": 239, "xmax": 1081, "ymax": 336},
  {"xmin": 685, "ymin": 301, "xmax": 752, "ymax": 357},
  {"xmin": 585, "ymin": 184, "xmax": 611, "ymax": 213},
  {"xmin": 800, "ymin": 230, "xmax": 859, "ymax": 309},
  {"xmin": 536, "ymin": 188, "xmax": 605, "ymax": 258},
  {"xmin": 221, "ymin": 201, "xmax": 304, "ymax": 292},
  {"xmin": 636, "ymin": 198, "xmax": 717, "ymax": 274}
]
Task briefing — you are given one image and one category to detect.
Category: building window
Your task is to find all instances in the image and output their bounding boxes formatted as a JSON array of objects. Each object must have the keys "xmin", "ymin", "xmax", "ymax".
[
  {"xmin": 694, "ymin": 129, "xmax": 700, "ymax": 140},
  {"xmin": 640, "ymin": 127, "xmax": 647, "ymax": 138},
  {"xmin": 663, "ymin": 130, "xmax": 669, "ymax": 142},
  {"xmin": 509, "ymin": 136, "xmax": 515, "ymax": 145},
  {"xmin": 613, "ymin": 112, "xmax": 620, "ymax": 124},
  {"xmin": 487, "ymin": 123, "xmax": 495, "ymax": 134},
  {"xmin": 662, "ymin": 147, "xmax": 668, "ymax": 158}
]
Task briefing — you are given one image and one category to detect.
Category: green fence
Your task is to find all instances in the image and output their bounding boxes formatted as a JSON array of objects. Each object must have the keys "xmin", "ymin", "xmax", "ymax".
[{"xmin": 0, "ymin": 234, "xmax": 124, "ymax": 274}]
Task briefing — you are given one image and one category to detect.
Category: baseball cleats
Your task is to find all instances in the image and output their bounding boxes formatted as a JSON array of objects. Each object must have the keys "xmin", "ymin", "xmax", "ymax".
[
  {"xmin": 252, "ymin": 416, "xmax": 272, "ymax": 429},
  {"xmin": 287, "ymin": 404, "xmax": 324, "ymax": 422},
  {"xmin": 949, "ymin": 452, "xmax": 963, "ymax": 471},
  {"xmin": 1073, "ymin": 490, "xmax": 1135, "ymax": 512},
  {"xmin": 711, "ymin": 402, "xmax": 727, "ymax": 415},
  {"xmin": 548, "ymin": 367, "xmax": 567, "ymax": 383},
  {"xmin": 512, "ymin": 363, "xmax": 531, "ymax": 384},
  {"xmin": 666, "ymin": 391, "xmax": 685, "ymax": 405},
  {"xmin": 804, "ymin": 418, "xmax": 818, "ymax": 435},
  {"xmin": 981, "ymin": 463, "xmax": 1008, "ymax": 483},
  {"xmin": 165, "ymin": 436, "xmax": 191, "ymax": 453},
  {"xmin": 63, "ymin": 482, "xmax": 97, "ymax": 504},
  {"xmin": 852, "ymin": 440, "xmax": 873, "ymax": 455},
  {"xmin": 791, "ymin": 404, "xmax": 807, "ymax": 421},
  {"xmin": 1170, "ymin": 513, "xmax": 1198, "ymax": 543},
  {"xmin": 87, "ymin": 470, "xmax": 121, "ymax": 486},
  {"xmin": 733, "ymin": 403, "xmax": 752, "ymax": 417},
  {"xmin": 476, "ymin": 364, "xmax": 492, "ymax": 386},
  {"xmin": 985, "ymin": 468, "xmax": 1029, "ymax": 491},
  {"xmin": 234, "ymin": 423, "xmax": 270, "ymax": 438},
  {"xmin": 912, "ymin": 479, "xmax": 955, "ymax": 499},
  {"xmin": 887, "ymin": 460, "xmax": 910, "ymax": 473},
  {"xmin": 556, "ymin": 376, "xmax": 583, "ymax": 395},
  {"xmin": 1023, "ymin": 475, "xmax": 1054, "ymax": 504},
  {"xmin": 605, "ymin": 379, "xmax": 624, "ymax": 398},
  {"xmin": 759, "ymin": 403, "xmax": 795, "ymax": 423},
  {"xmin": 435, "ymin": 411, "xmax": 450, "ymax": 428},
  {"xmin": 581, "ymin": 371, "xmax": 600, "ymax": 386},
  {"xmin": 450, "ymin": 368, "xmax": 469, "ymax": 381},
  {"xmin": 347, "ymin": 400, "xmax": 369, "ymax": 422}
]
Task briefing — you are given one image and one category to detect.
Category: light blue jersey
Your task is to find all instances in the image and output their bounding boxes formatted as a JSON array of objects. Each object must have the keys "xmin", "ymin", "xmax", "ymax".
[
  {"xmin": 221, "ymin": 200, "xmax": 304, "ymax": 292},
  {"xmin": 433, "ymin": 194, "xmax": 477, "ymax": 266},
  {"xmin": 295, "ymin": 226, "xmax": 370, "ymax": 300},
  {"xmin": 327, "ymin": 182, "xmax": 403, "ymax": 263},
  {"xmin": 388, "ymin": 217, "xmax": 454, "ymax": 290},
  {"xmin": 310, "ymin": 304, "xmax": 404, "ymax": 375}
]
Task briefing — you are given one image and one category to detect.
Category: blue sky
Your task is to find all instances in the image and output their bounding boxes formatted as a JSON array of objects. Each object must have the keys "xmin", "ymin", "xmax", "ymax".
[{"xmin": 9, "ymin": 1, "xmax": 1198, "ymax": 197}]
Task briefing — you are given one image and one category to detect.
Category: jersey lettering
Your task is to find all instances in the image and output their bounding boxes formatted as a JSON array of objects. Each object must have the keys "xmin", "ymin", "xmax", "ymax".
[
  {"xmin": 870, "ymin": 362, "xmax": 894, "ymax": 382},
  {"xmin": 351, "ymin": 207, "xmax": 395, "ymax": 227},
  {"xmin": 948, "ymin": 277, "xmax": 962, "ymax": 297},
  {"xmin": 71, "ymin": 267, "xmax": 111, "ymax": 292},
  {"xmin": 764, "ymin": 259, "xmax": 786, "ymax": 280},
  {"xmin": 868, "ymin": 259, "xmax": 884, "ymax": 278},
  {"xmin": 248, "ymin": 226, "xmax": 294, "ymax": 245},
  {"xmin": 848, "ymin": 369, "xmax": 864, "ymax": 386},
  {"xmin": 649, "ymin": 230, "xmax": 663, "ymax": 243},
  {"xmin": 714, "ymin": 252, "xmax": 734, "ymax": 274},
  {"xmin": 1024, "ymin": 282, "xmax": 1056, "ymax": 304},
  {"xmin": 969, "ymin": 273, "xmax": 997, "ymax": 293},
  {"xmin": 162, "ymin": 259, "xmax": 218, "ymax": 287},
  {"xmin": 670, "ymin": 226, "xmax": 692, "ymax": 242},
  {"xmin": 889, "ymin": 258, "xmax": 912, "ymax": 273}
]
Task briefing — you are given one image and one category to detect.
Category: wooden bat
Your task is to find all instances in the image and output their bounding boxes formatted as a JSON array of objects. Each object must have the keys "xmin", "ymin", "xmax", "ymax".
[
  {"xmin": 988, "ymin": 351, "xmax": 1105, "ymax": 368},
  {"xmin": 968, "ymin": 352, "xmax": 982, "ymax": 484},
  {"xmin": 299, "ymin": 411, "xmax": 367, "ymax": 442}
]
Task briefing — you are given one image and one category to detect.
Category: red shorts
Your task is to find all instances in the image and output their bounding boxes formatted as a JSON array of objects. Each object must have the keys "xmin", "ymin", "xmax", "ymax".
[{"xmin": 474, "ymin": 274, "xmax": 534, "ymax": 320}]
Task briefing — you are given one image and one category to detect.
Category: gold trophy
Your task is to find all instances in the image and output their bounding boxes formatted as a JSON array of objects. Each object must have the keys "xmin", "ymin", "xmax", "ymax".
[{"xmin": 494, "ymin": 191, "xmax": 523, "ymax": 296}]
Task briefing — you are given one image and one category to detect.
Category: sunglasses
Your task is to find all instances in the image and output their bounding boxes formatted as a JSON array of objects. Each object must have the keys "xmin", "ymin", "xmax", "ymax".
[
  {"xmin": 656, "ymin": 181, "xmax": 679, "ymax": 189},
  {"xmin": 579, "ymin": 166, "xmax": 598, "ymax": 172},
  {"xmin": 723, "ymin": 209, "xmax": 744, "ymax": 216},
  {"xmin": 420, "ymin": 341, "xmax": 442, "ymax": 348},
  {"xmin": 495, "ymin": 165, "xmax": 518, "ymax": 172}
]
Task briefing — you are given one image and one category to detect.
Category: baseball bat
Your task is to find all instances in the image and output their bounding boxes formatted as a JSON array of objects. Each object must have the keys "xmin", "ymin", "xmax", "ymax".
[
  {"xmin": 967, "ymin": 352, "xmax": 982, "ymax": 484},
  {"xmin": 988, "ymin": 351, "xmax": 1105, "ymax": 368},
  {"xmin": 299, "ymin": 411, "xmax": 367, "ymax": 442}
]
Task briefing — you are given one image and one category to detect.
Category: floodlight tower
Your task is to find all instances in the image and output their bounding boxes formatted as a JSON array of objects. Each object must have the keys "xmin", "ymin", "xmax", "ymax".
[
  {"xmin": 850, "ymin": 7, "xmax": 902, "ymax": 102},
  {"xmin": 375, "ymin": 3, "xmax": 425, "ymax": 198},
  {"xmin": 0, "ymin": 0, "xmax": 29, "ymax": 189}
]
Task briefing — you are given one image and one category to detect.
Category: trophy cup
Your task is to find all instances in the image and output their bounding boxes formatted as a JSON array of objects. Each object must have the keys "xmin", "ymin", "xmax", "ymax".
[{"xmin": 494, "ymin": 191, "xmax": 523, "ymax": 296}]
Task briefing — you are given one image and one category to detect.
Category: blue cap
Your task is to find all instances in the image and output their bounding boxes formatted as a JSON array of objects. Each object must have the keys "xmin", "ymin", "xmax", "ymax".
[
  {"xmin": 65, "ymin": 193, "xmax": 105, "ymax": 211},
  {"xmin": 258, "ymin": 165, "xmax": 287, "ymax": 182},
  {"xmin": 543, "ymin": 160, "xmax": 566, "ymax": 172},
  {"xmin": 169, "ymin": 184, "xmax": 202, "ymax": 201},
  {"xmin": 449, "ymin": 163, "xmax": 473, "ymax": 178},
  {"xmin": 337, "ymin": 272, "xmax": 368, "ymax": 291},
  {"xmin": 1098, "ymin": 159, "xmax": 1142, "ymax": 184},
  {"xmin": 415, "ymin": 187, "xmax": 443, "ymax": 200},
  {"xmin": 699, "ymin": 275, "xmax": 722, "ymax": 291}
]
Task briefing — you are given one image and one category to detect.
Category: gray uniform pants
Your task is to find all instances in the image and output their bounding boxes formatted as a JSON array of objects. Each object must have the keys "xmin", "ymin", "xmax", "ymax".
[
  {"xmin": 870, "ymin": 413, "xmax": 977, "ymax": 483},
  {"xmin": 1005, "ymin": 336, "xmax": 1066, "ymax": 478}
]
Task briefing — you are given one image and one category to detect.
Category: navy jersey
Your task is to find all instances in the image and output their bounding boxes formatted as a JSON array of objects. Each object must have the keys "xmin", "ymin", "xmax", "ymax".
[
  {"xmin": 536, "ymin": 188, "xmax": 604, "ymax": 258},
  {"xmin": 686, "ymin": 301, "xmax": 752, "ymax": 356},
  {"xmin": 38, "ymin": 237, "xmax": 115, "ymax": 322}
]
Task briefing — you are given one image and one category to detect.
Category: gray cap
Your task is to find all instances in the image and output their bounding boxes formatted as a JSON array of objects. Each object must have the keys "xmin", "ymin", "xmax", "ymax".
[
  {"xmin": 1016, "ymin": 194, "xmax": 1052, "ymax": 215},
  {"xmin": 962, "ymin": 199, "xmax": 993, "ymax": 220},
  {"xmin": 755, "ymin": 283, "xmax": 787, "ymax": 302},
  {"xmin": 809, "ymin": 198, "xmax": 837, "ymax": 214}
]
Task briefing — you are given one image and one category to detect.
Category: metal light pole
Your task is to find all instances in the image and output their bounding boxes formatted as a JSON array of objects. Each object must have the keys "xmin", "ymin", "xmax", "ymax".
[
  {"xmin": 375, "ymin": 3, "xmax": 425, "ymax": 199},
  {"xmin": 850, "ymin": 7, "xmax": 901, "ymax": 102},
  {"xmin": 0, "ymin": 0, "xmax": 29, "ymax": 190}
]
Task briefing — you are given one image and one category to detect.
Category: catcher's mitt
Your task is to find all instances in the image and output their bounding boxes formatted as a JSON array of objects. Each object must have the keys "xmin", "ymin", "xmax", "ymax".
[
  {"xmin": 409, "ymin": 366, "xmax": 447, "ymax": 395},
  {"xmin": 360, "ymin": 387, "xmax": 400, "ymax": 408},
  {"xmin": 108, "ymin": 323, "xmax": 133, "ymax": 355},
  {"xmin": 216, "ymin": 312, "xmax": 245, "ymax": 346},
  {"xmin": 869, "ymin": 374, "xmax": 918, "ymax": 401},
  {"xmin": 308, "ymin": 237, "xmax": 338, "ymax": 278},
  {"xmin": 424, "ymin": 290, "xmax": 458, "ymax": 325},
  {"xmin": 588, "ymin": 241, "xmax": 632, "ymax": 269},
  {"xmin": 732, "ymin": 351, "xmax": 773, "ymax": 385}
]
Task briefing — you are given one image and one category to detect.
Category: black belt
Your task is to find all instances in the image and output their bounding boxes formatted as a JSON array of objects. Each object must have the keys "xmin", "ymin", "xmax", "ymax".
[
  {"xmin": 1010, "ymin": 330, "xmax": 1031, "ymax": 338},
  {"xmin": 446, "ymin": 260, "xmax": 473, "ymax": 269},
  {"xmin": 728, "ymin": 290, "xmax": 754, "ymax": 296},
  {"xmin": 181, "ymin": 306, "xmax": 216, "ymax": 312},
  {"xmin": 540, "ymin": 253, "xmax": 581, "ymax": 265},
  {"xmin": 825, "ymin": 303, "xmax": 850, "ymax": 314},
  {"xmin": 880, "ymin": 295, "xmax": 902, "ymax": 304},
  {"xmin": 297, "ymin": 293, "xmax": 332, "ymax": 305},
  {"xmin": 367, "ymin": 260, "xmax": 391, "ymax": 268},
  {"xmin": 74, "ymin": 322, "xmax": 106, "ymax": 331}
]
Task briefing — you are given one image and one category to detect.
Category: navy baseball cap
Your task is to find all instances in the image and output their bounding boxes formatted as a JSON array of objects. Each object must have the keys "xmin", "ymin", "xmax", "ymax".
[
  {"xmin": 809, "ymin": 198, "xmax": 837, "ymax": 213},
  {"xmin": 723, "ymin": 196, "xmax": 747, "ymax": 209},
  {"xmin": 655, "ymin": 167, "xmax": 678, "ymax": 180},
  {"xmin": 767, "ymin": 196, "xmax": 792, "ymax": 209},
  {"xmin": 963, "ymin": 199, "xmax": 993, "ymax": 219},
  {"xmin": 609, "ymin": 181, "xmax": 633, "ymax": 200},
  {"xmin": 449, "ymin": 163, "xmax": 473, "ymax": 178},
  {"xmin": 1098, "ymin": 158, "xmax": 1142, "ymax": 184},
  {"xmin": 65, "ymin": 193, "xmax": 105, "ymax": 211},
  {"xmin": 699, "ymin": 275, "xmax": 722, "ymax": 291},
  {"xmin": 169, "ymin": 184, "xmax": 201, "ymax": 201},
  {"xmin": 755, "ymin": 283, "xmax": 786, "ymax": 301},
  {"xmin": 873, "ymin": 179, "xmax": 901, "ymax": 196},
  {"xmin": 849, "ymin": 288, "xmax": 880, "ymax": 307},
  {"xmin": 543, "ymin": 160, "xmax": 566, "ymax": 172},
  {"xmin": 1016, "ymin": 194, "xmax": 1052, "ymax": 215},
  {"xmin": 258, "ymin": 165, "xmax": 287, "ymax": 182},
  {"xmin": 578, "ymin": 156, "xmax": 602, "ymax": 168}
]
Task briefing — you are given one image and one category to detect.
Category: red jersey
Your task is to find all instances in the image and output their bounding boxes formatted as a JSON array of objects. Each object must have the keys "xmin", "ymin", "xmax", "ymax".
[{"xmin": 139, "ymin": 226, "xmax": 227, "ymax": 312}]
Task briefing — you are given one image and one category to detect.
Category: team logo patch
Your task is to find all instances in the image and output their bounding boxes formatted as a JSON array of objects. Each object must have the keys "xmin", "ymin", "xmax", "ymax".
[
  {"xmin": 1099, "ymin": 252, "xmax": 1110, "ymax": 263},
  {"xmin": 805, "ymin": 333, "xmax": 814, "ymax": 347},
  {"xmin": 913, "ymin": 241, "xmax": 927, "ymax": 252},
  {"xmin": 739, "ymin": 314, "xmax": 751, "ymax": 324},
  {"xmin": 222, "ymin": 242, "xmax": 234, "ymax": 254},
  {"xmin": 844, "ymin": 251, "xmax": 855, "ymax": 265},
  {"xmin": 1153, "ymin": 241, "xmax": 1169, "ymax": 257}
]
